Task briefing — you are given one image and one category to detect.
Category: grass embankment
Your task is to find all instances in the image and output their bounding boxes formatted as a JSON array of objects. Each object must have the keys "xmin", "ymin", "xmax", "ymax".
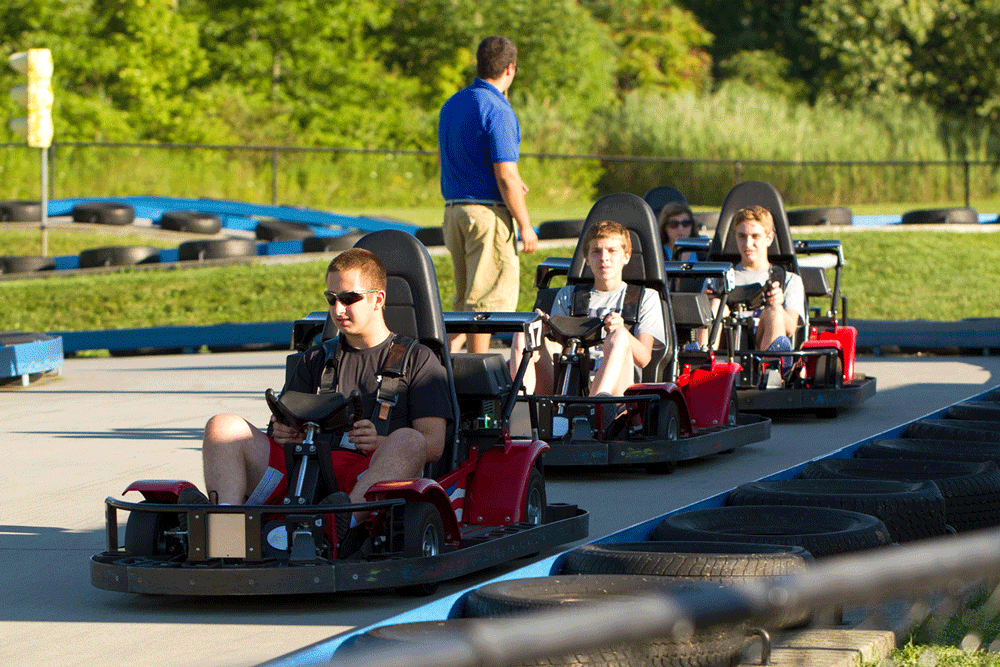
[{"xmin": 3, "ymin": 227, "xmax": 1000, "ymax": 333}]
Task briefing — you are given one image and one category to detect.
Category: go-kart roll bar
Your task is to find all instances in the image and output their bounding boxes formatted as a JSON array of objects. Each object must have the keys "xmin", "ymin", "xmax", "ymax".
[
  {"xmin": 664, "ymin": 261, "xmax": 737, "ymax": 360},
  {"xmin": 794, "ymin": 239, "xmax": 845, "ymax": 324},
  {"xmin": 671, "ymin": 236, "xmax": 711, "ymax": 258}
]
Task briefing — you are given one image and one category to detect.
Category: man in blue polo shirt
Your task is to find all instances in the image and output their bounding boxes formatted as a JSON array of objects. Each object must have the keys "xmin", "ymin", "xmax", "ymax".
[{"xmin": 439, "ymin": 35, "xmax": 538, "ymax": 354}]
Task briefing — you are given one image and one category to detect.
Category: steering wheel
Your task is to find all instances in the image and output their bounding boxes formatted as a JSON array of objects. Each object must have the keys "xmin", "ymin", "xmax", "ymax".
[
  {"xmin": 726, "ymin": 265, "xmax": 787, "ymax": 310},
  {"xmin": 265, "ymin": 389, "xmax": 361, "ymax": 433},
  {"xmin": 546, "ymin": 315, "xmax": 605, "ymax": 350}
]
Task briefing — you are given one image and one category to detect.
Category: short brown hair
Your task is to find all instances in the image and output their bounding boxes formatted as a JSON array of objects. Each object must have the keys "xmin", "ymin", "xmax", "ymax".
[
  {"xmin": 477, "ymin": 36, "xmax": 517, "ymax": 80},
  {"xmin": 326, "ymin": 248, "xmax": 386, "ymax": 290},
  {"xmin": 584, "ymin": 219, "xmax": 631, "ymax": 255},
  {"xmin": 732, "ymin": 206, "xmax": 774, "ymax": 235}
]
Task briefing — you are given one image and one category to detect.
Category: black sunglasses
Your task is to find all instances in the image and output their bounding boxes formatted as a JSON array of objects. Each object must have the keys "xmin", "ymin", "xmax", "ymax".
[
  {"xmin": 323, "ymin": 289, "xmax": 379, "ymax": 306},
  {"xmin": 667, "ymin": 218, "xmax": 694, "ymax": 229}
]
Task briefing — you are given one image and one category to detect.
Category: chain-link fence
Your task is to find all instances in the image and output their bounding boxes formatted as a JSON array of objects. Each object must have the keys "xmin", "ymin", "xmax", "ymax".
[{"xmin": 2, "ymin": 141, "xmax": 997, "ymax": 210}]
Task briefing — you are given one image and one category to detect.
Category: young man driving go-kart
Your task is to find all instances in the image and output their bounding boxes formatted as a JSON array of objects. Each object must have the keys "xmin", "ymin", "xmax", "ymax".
[
  {"xmin": 510, "ymin": 220, "xmax": 665, "ymax": 400},
  {"xmin": 191, "ymin": 248, "xmax": 452, "ymax": 557},
  {"xmin": 698, "ymin": 205, "xmax": 805, "ymax": 371}
]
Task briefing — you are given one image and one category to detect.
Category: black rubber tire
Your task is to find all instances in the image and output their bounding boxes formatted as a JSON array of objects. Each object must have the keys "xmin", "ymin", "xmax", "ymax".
[
  {"xmin": 646, "ymin": 400, "xmax": 680, "ymax": 474},
  {"xmin": 906, "ymin": 419, "xmax": 1000, "ymax": 443},
  {"xmin": 159, "ymin": 210, "xmax": 222, "ymax": 235},
  {"xmin": 561, "ymin": 541, "xmax": 811, "ymax": 629},
  {"xmin": 649, "ymin": 505, "xmax": 892, "ymax": 558},
  {"xmin": 0, "ymin": 255, "xmax": 56, "ymax": 273},
  {"xmin": 346, "ymin": 619, "xmax": 644, "ymax": 667},
  {"xmin": 946, "ymin": 401, "xmax": 1000, "ymax": 421},
  {"xmin": 78, "ymin": 245, "xmax": 161, "ymax": 268},
  {"xmin": 302, "ymin": 233, "xmax": 365, "ymax": 253},
  {"xmin": 726, "ymin": 478, "xmax": 949, "ymax": 543},
  {"xmin": 854, "ymin": 438, "xmax": 1000, "ymax": 467},
  {"xmin": 415, "ymin": 226, "xmax": 445, "ymax": 247},
  {"xmin": 901, "ymin": 207, "xmax": 978, "ymax": 225},
  {"xmin": 255, "ymin": 218, "xmax": 314, "ymax": 241},
  {"xmin": 465, "ymin": 576, "xmax": 748, "ymax": 667},
  {"xmin": 124, "ymin": 501, "xmax": 179, "ymax": 557},
  {"xmin": 537, "ymin": 219, "xmax": 586, "ymax": 240},
  {"xmin": 786, "ymin": 207, "xmax": 852, "ymax": 227},
  {"xmin": 523, "ymin": 467, "xmax": 546, "ymax": 526},
  {"xmin": 0, "ymin": 200, "xmax": 41, "ymax": 222},
  {"xmin": 178, "ymin": 238, "xmax": 258, "ymax": 261},
  {"xmin": 72, "ymin": 202, "xmax": 135, "ymax": 226},
  {"xmin": 801, "ymin": 458, "xmax": 1000, "ymax": 532},
  {"xmin": 394, "ymin": 502, "xmax": 443, "ymax": 596}
]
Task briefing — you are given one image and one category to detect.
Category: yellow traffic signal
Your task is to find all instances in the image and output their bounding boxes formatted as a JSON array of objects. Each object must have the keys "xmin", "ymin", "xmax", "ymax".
[{"xmin": 8, "ymin": 48, "xmax": 53, "ymax": 148}]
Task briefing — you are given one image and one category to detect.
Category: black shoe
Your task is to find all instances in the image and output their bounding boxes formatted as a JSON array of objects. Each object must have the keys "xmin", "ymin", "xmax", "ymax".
[
  {"xmin": 177, "ymin": 486, "xmax": 209, "ymax": 532},
  {"xmin": 338, "ymin": 524, "xmax": 372, "ymax": 560},
  {"xmin": 320, "ymin": 491, "xmax": 353, "ymax": 548}
]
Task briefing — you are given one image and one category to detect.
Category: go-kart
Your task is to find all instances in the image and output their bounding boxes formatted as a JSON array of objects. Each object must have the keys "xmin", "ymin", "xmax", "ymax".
[
  {"xmin": 506, "ymin": 192, "xmax": 770, "ymax": 472},
  {"xmin": 90, "ymin": 230, "xmax": 587, "ymax": 596},
  {"xmin": 672, "ymin": 180, "xmax": 876, "ymax": 417}
]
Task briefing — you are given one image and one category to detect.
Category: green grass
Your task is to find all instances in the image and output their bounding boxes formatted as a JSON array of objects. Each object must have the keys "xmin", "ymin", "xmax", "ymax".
[{"xmin": 3, "ymin": 225, "xmax": 999, "ymax": 333}]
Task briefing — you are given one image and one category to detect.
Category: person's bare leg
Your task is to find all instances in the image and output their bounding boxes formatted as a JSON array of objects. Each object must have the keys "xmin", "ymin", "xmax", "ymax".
[
  {"xmin": 755, "ymin": 306, "xmax": 784, "ymax": 351},
  {"xmin": 448, "ymin": 333, "xmax": 466, "ymax": 353},
  {"xmin": 202, "ymin": 414, "xmax": 272, "ymax": 505},
  {"xmin": 468, "ymin": 332, "xmax": 492, "ymax": 353},
  {"xmin": 589, "ymin": 329, "xmax": 634, "ymax": 397},
  {"xmin": 349, "ymin": 428, "xmax": 427, "ymax": 521}
]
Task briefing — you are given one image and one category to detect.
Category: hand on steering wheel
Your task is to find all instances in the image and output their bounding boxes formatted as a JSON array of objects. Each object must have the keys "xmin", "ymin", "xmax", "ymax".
[{"xmin": 603, "ymin": 311, "xmax": 625, "ymax": 334}]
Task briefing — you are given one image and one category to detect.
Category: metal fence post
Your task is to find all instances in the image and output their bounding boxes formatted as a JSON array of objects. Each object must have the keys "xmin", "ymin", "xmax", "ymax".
[
  {"xmin": 734, "ymin": 161, "xmax": 742, "ymax": 185},
  {"xmin": 272, "ymin": 147, "xmax": 279, "ymax": 206},
  {"xmin": 964, "ymin": 159, "xmax": 970, "ymax": 208}
]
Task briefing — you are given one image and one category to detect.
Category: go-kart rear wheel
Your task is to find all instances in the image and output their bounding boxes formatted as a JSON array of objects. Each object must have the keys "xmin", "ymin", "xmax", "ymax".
[
  {"xmin": 523, "ymin": 467, "xmax": 546, "ymax": 526},
  {"xmin": 124, "ymin": 501, "xmax": 179, "ymax": 557},
  {"xmin": 646, "ymin": 401, "xmax": 680, "ymax": 475},
  {"xmin": 396, "ymin": 502, "xmax": 443, "ymax": 596}
]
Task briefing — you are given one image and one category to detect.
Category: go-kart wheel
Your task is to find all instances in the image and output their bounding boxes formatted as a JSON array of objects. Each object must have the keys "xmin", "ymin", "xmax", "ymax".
[
  {"xmin": 395, "ymin": 502, "xmax": 443, "ymax": 596},
  {"xmin": 124, "ymin": 501, "xmax": 179, "ymax": 557},
  {"xmin": 646, "ymin": 401, "xmax": 680, "ymax": 474},
  {"xmin": 523, "ymin": 468, "xmax": 546, "ymax": 526}
]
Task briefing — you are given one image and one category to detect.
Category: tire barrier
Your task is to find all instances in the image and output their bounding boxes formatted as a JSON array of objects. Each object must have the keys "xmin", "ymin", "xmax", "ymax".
[
  {"xmin": 648, "ymin": 505, "xmax": 892, "ymax": 558},
  {"xmin": 801, "ymin": 458, "xmax": 1000, "ymax": 532},
  {"xmin": 537, "ymin": 219, "xmax": 586, "ymax": 240},
  {"xmin": 159, "ymin": 210, "xmax": 222, "ymax": 235},
  {"xmin": 0, "ymin": 255, "xmax": 56, "ymax": 274},
  {"xmin": 72, "ymin": 202, "xmax": 135, "ymax": 226},
  {"xmin": 905, "ymin": 418, "xmax": 1000, "ymax": 443},
  {"xmin": 414, "ymin": 226, "xmax": 445, "ymax": 247},
  {"xmin": 0, "ymin": 200, "xmax": 41, "ymax": 222},
  {"xmin": 561, "ymin": 541, "xmax": 812, "ymax": 629},
  {"xmin": 302, "ymin": 233, "xmax": 366, "ymax": 253},
  {"xmin": 255, "ymin": 218, "xmax": 314, "ymax": 241},
  {"xmin": 178, "ymin": 238, "xmax": 258, "ymax": 261},
  {"xmin": 465, "ymin": 576, "xmax": 749, "ymax": 667},
  {"xmin": 787, "ymin": 207, "xmax": 852, "ymax": 227},
  {"xmin": 945, "ymin": 401, "xmax": 1000, "ymax": 421},
  {"xmin": 855, "ymin": 438, "xmax": 1000, "ymax": 468},
  {"xmin": 78, "ymin": 246, "xmax": 161, "ymax": 268},
  {"xmin": 726, "ymin": 479, "xmax": 949, "ymax": 543},
  {"xmin": 901, "ymin": 207, "xmax": 979, "ymax": 225}
]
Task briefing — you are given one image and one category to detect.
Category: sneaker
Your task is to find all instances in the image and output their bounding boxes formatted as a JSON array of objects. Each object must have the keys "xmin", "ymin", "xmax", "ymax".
[
  {"xmin": 683, "ymin": 342, "xmax": 704, "ymax": 352},
  {"xmin": 766, "ymin": 336, "xmax": 794, "ymax": 369},
  {"xmin": 177, "ymin": 486, "xmax": 209, "ymax": 532},
  {"xmin": 338, "ymin": 524, "xmax": 372, "ymax": 560},
  {"xmin": 320, "ymin": 491, "xmax": 352, "ymax": 549}
]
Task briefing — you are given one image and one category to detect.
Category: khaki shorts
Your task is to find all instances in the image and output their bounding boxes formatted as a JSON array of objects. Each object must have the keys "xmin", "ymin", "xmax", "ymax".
[{"xmin": 443, "ymin": 203, "xmax": 519, "ymax": 312}]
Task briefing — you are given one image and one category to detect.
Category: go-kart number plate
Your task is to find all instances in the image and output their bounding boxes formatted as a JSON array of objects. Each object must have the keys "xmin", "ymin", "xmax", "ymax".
[
  {"xmin": 526, "ymin": 319, "xmax": 544, "ymax": 350},
  {"xmin": 208, "ymin": 513, "xmax": 246, "ymax": 558}
]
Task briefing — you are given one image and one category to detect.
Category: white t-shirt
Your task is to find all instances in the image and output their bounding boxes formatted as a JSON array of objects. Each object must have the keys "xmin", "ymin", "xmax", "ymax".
[{"xmin": 550, "ymin": 283, "xmax": 665, "ymax": 377}]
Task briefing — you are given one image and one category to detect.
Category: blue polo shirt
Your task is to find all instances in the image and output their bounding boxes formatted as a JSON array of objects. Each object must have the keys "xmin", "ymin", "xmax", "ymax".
[{"xmin": 438, "ymin": 79, "xmax": 520, "ymax": 201}]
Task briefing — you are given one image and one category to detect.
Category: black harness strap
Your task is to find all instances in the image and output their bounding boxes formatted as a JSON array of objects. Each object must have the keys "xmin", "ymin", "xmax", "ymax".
[
  {"xmin": 317, "ymin": 333, "xmax": 416, "ymax": 437},
  {"xmin": 571, "ymin": 283, "xmax": 644, "ymax": 329}
]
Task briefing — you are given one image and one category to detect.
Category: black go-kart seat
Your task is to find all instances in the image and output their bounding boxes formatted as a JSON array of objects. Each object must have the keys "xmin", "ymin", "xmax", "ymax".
[
  {"xmin": 287, "ymin": 230, "xmax": 462, "ymax": 479},
  {"xmin": 708, "ymin": 181, "xmax": 808, "ymax": 345},
  {"xmin": 563, "ymin": 192, "xmax": 676, "ymax": 383},
  {"xmin": 641, "ymin": 185, "xmax": 688, "ymax": 218}
]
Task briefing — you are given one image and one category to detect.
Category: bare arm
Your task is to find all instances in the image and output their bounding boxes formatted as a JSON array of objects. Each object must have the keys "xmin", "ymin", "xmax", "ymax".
[
  {"xmin": 411, "ymin": 416, "xmax": 446, "ymax": 462},
  {"xmin": 494, "ymin": 161, "xmax": 537, "ymax": 253}
]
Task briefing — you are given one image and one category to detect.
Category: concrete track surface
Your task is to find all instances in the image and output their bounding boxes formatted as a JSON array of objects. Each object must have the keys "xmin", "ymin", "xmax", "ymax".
[{"xmin": 4, "ymin": 351, "xmax": 1000, "ymax": 667}]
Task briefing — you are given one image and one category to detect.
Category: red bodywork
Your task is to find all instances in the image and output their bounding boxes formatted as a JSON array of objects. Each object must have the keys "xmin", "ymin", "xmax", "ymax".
[
  {"xmin": 124, "ymin": 479, "xmax": 197, "ymax": 503},
  {"xmin": 672, "ymin": 361, "xmax": 742, "ymax": 428},
  {"xmin": 462, "ymin": 438, "xmax": 548, "ymax": 526},
  {"xmin": 804, "ymin": 325, "xmax": 857, "ymax": 384}
]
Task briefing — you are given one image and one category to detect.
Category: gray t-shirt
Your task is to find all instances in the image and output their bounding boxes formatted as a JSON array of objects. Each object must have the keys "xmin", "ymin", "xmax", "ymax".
[{"xmin": 550, "ymin": 283, "xmax": 665, "ymax": 376}]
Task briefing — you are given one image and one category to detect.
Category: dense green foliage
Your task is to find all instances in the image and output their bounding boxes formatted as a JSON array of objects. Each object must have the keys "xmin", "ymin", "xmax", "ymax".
[{"xmin": 4, "ymin": 228, "xmax": 1000, "ymax": 333}]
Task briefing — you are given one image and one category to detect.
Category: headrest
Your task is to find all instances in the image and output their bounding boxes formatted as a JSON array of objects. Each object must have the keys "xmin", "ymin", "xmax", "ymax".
[
  {"xmin": 709, "ymin": 180, "xmax": 798, "ymax": 271},
  {"xmin": 568, "ymin": 193, "xmax": 666, "ymax": 294},
  {"xmin": 642, "ymin": 185, "xmax": 688, "ymax": 217}
]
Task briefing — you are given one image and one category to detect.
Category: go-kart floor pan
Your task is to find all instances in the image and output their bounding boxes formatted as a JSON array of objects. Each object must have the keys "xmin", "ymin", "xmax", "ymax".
[{"xmin": 737, "ymin": 376, "xmax": 876, "ymax": 414}]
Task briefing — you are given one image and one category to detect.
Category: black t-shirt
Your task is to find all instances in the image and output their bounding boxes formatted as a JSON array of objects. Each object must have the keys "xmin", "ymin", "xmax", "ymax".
[{"xmin": 284, "ymin": 333, "xmax": 452, "ymax": 441}]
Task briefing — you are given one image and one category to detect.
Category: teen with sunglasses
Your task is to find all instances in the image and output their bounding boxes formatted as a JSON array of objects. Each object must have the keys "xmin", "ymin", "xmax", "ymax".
[
  {"xmin": 190, "ymin": 248, "xmax": 452, "ymax": 558},
  {"xmin": 658, "ymin": 201, "xmax": 699, "ymax": 261}
]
